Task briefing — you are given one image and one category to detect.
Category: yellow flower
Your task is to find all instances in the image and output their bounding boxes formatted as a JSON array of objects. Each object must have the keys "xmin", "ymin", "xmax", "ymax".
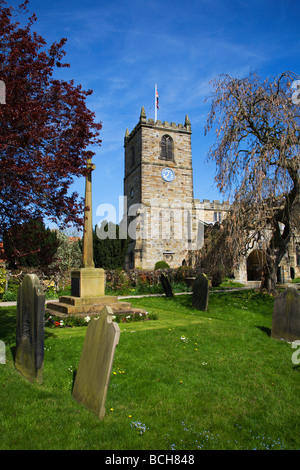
[
  {"xmin": 128, "ymin": 415, "xmax": 132, "ymax": 418},
  {"xmin": 110, "ymin": 408, "xmax": 114, "ymax": 412}
]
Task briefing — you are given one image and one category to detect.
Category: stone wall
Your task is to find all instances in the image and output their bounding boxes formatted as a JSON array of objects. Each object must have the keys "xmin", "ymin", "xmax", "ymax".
[
  {"xmin": 105, "ymin": 266, "xmax": 201, "ymax": 288},
  {"xmin": 198, "ymin": 199, "xmax": 231, "ymax": 224}
]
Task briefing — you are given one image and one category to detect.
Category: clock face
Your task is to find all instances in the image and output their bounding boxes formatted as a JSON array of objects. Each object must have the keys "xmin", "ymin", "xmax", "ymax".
[{"xmin": 161, "ymin": 167, "xmax": 175, "ymax": 182}]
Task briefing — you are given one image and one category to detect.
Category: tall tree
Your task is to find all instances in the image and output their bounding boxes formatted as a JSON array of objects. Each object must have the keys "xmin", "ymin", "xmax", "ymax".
[
  {"xmin": 93, "ymin": 221, "xmax": 129, "ymax": 269},
  {"xmin": 205, "ymin": 72, "xmax": 300, "ymax": 292},
  {"xmin": 3, "ymin": 218, "xmax": 59, "ymax": 269},
  {"xmin": 0, "ymin": 0, "xmax": 102, "ymax": 233}
]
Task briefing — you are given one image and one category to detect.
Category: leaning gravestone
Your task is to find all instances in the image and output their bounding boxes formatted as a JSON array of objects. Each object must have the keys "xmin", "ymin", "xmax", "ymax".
[
  {"xmin": 15, "ymin": 274, "xmax": 45, "ymax": 383},
  {"xmin": 271, "ymin": 287, "xmax": 300, "ymax": 342},
  {"xmin": 160, "ymin": 273, "xmax": 174, "ymax": 298},
  {"xmin": 72, "ymin": 305, "xmax": 121, "ymax": 420},
  {"xmin": 192, "ymin": 273, "xmax": 209, "ymax": 311}
]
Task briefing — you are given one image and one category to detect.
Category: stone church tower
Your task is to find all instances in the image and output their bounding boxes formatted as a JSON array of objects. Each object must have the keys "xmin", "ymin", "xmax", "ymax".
[
  {"xmin": 122, "ymin": 107, "xmax": 300, "ymax": 281},
  {"xmin": 123, "ymin": 107, "xmax": 200, "ymax": 269}
]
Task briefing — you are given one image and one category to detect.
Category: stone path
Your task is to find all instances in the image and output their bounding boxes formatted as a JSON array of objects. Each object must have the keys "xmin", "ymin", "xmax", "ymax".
[{"xmin": 1, "ymin": 284, "xmax": 299, "ymax": 308}]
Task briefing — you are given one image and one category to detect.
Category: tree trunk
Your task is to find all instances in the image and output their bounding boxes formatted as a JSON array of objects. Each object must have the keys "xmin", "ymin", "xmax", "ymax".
[
  {"xmin": 260, "ymin": 261, "xmax": 278, "ymax": 293},
  {"xmin": 260, "ymin": 226, "xmax": 290, "ymax": 293}
]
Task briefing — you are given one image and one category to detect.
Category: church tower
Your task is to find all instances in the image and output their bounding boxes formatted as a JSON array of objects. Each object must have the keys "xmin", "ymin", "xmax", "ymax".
[{"xmin": 124, "ymin": 107, "xmax": 197, "ymax": 269}]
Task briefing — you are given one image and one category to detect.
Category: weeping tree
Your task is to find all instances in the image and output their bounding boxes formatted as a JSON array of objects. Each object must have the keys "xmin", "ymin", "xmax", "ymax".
[
  {"xmin": 205, "ymin": 72, "xmax": 300, "ymax": 292},
  {"xmin": 195, "ymin": 221, "xmax": 235, "ymax": 287}
]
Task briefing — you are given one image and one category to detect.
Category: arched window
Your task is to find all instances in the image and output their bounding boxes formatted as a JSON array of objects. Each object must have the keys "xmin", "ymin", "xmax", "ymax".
[{"xmin": 160, "ymin": 135, "xmax": 173, "ymax": 161}]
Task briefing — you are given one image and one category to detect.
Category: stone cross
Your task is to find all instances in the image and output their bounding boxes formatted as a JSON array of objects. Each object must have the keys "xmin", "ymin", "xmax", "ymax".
[
  {"xmin": 15, "ymin": 274, "xmax": 45, "ymax": 383},
  {"xmin": 81, "ymin": 158, "xmax": 96, "ymax": 269},
  {"xmin": 72, "ymin": 305, "xmax": 121, "ymax": 419}
]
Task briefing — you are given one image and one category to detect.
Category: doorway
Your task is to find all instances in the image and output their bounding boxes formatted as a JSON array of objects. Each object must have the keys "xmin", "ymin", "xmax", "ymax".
[{"xmin": 247, "ymin": 250, "xmax": 266, "ymax": 281}]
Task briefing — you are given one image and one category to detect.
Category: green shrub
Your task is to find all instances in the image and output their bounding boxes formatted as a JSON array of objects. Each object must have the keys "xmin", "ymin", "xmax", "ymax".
[
  {"xmin": 154, "ymin": 260, "xmax": 170, "ymax": 270},
  {"xmin": 210, "ymin": 267, "xmax": 226, "ymax": 287},
  {"xmin": 45, "ymin": 286, "xmax": 58, "ymax": 300},
  {"xmin": 2, "ymin": 291, "xmax": 17, "ymax": 302},
  {"xmin": 6, "ymin": 279, "xmax": 20, "ymax": 295},
  {"xmin": 174, "ymin": 265, "xmax": 190, "ymax": 284},
  {"xmin": 0, "ymin": 267, "xmax": 6, "ymax": 295},
  {"xmin": 135, "ymin": 282, "xmax": 163, "ymax": 295},
  {"xmin": 171, "ymin": 282, "xmax": 191, "ymax": 293}
]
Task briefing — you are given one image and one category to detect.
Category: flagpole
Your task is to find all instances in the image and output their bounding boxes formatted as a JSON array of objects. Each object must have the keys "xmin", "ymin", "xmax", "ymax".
[{"xmin": 155, "ymin": 84, "xmax": 157, "ymax": 122}]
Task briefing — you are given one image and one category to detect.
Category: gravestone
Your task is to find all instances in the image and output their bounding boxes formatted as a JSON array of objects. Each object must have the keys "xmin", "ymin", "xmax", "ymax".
[
  {"xmin": 72, "ymin": 305, "xmax": 121, "ymax": 420},
  {"xmin": 15, "ymin": 274, "xmax": 45, "ymax": 383},
  {"xmin": 271, "ymin": 287, "xmax": 300, "ymax": 342},
  {"xmin": 160, "ymin": 273, "xmax": 174, "ymax": 298},
  {"xmin": 192, "ymin": 273, "xmax": 209, "ymax": 311}
]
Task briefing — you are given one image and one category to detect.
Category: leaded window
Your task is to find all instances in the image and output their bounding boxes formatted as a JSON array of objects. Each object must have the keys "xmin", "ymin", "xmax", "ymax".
[{"xmin": 160, "ymin": 135, "xmax": 173, "ymax": 160}]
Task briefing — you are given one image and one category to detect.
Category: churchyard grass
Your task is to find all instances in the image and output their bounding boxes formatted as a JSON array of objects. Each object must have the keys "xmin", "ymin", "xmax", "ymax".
[{"xmin": 0, "ymin": 290, "xmax": 300, "ymax": 450}]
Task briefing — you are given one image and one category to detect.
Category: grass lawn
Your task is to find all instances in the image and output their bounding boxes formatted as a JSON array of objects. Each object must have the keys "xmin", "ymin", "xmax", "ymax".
[{"xmin": 0, "ymin": 290, "xmax": 299, "ymax": 450}]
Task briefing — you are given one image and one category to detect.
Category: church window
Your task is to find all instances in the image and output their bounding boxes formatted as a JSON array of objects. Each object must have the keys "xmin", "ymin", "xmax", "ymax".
[
  {"xmin": 160, "ymin": 135, "xmax": 173, "ymax": 161},
  {"xmin": 214, "ymin": 212, "xmax": 222, "ymax": 223}
]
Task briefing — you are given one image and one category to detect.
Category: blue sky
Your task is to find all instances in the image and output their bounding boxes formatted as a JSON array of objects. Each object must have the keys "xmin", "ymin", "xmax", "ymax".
[{"xmin": 8, "ymin": 0, "xmax": 300, "ymax": 228}]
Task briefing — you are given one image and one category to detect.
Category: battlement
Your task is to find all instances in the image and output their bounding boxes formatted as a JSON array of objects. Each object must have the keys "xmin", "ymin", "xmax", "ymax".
[
  {"xmin": 125, "ymin": 107, "xmax": 191, "ymax": 144},
  {"xmin": 194, "ymin": 198, "xmax": 231, "ymax": 211}
]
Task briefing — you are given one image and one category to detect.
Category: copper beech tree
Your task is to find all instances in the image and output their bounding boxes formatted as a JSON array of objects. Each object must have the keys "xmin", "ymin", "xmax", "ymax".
[
  {"xmin": 204, "ymin": 72, "xmax": 300, "ymax": 292},
  {"xmin": 0, "ymin": 1, "xmax": 102, "ymax": 234}
]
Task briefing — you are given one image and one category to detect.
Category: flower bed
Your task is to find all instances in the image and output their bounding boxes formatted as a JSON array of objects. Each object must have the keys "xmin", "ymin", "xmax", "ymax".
[{"xmin": 45, "ymin": 310, "xmax": 158, "ymax": 328}]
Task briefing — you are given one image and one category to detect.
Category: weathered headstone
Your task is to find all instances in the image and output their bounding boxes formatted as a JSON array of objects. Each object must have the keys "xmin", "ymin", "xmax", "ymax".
[
  {"xmin": 72, "ymin": 305, "xmax": 121, "ymax": 419},
  {"xmin": 160, "ymin": 273, "xmax": 174, "ymax": 298},
  {"xmin": 192, "ymin": 273, "xmax": 209, "ymax": 311},
  {"xmin": 15, "ymin": 274, "xmax": 45, "ymax": 383},
  {"xmin": 271, "ymin": 287, "xmax": 300, "ymax": 342}
]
